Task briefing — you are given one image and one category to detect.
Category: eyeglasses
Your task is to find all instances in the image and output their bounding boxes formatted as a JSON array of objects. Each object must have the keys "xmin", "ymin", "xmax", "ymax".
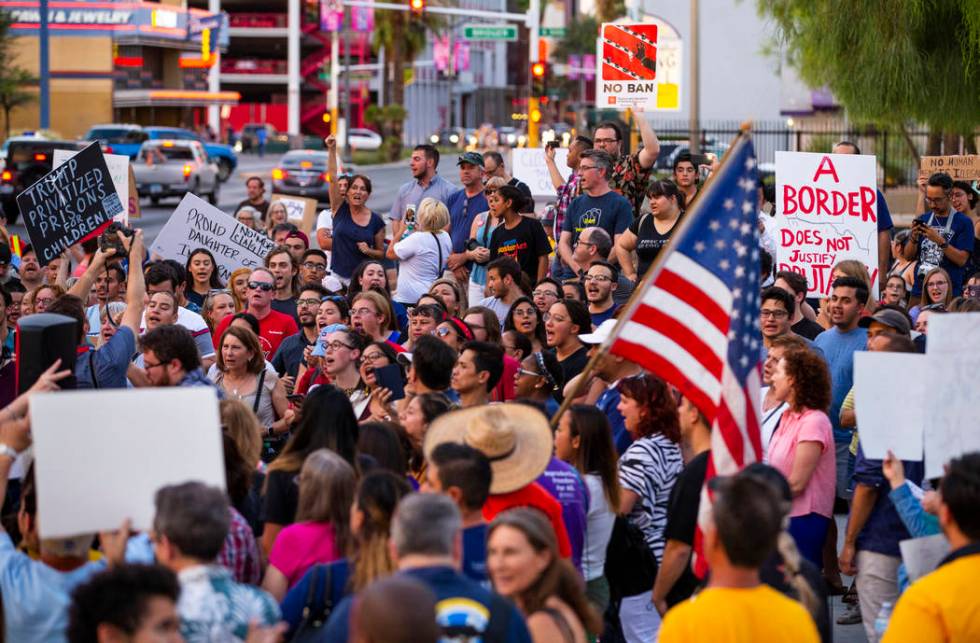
[
  {"xmin": 574, "ymin": 239, "xmax": 596, "ymax": 247},
  {"xmin": 512, "ymin": 307, "xmax": 537, "ymax": 318},
  {"xmin": 583, "ymin": 274, "xmax": 612, "ymax": 283},
  {"xmin": 434, "ymin": 326, "xmax": 456, "ymax": 338},
  {"xmin": 517, "ymin": 368, "xmax": 542, "ymax": 377},
  {"xmin": 925, "ymin": 194, "xmax": 949, "ymax": 205},
  {"xmin": 542, "ymin": 313, "xmax": 567, "ymax": 323},
  {"xmin": 247, "ymin": 281, "xmax": 275, "ymax": 292},
  {"xmin": 297, "ymin": 298, "xmax": 322, "ymax": 307},
  {"xmin": 302, "ymin": 262, "xmax": 327, "ymax": 272},
  {"xmin": 143, "ymin": 360, "xmax": 165, "ymax": 370},
  {"xmin": 324, "ymin": 341, "xmax": 354, "ymax": 351},
  {"xmin": 578, "ymin": 164, "xmax": 599, "ymax": 173},
  {"xmin": 532, "ymin": 289, "xmax": 559, "ymax": 299},
  {"xmin": 351, "ymin": 307, "xmax": 376, "ymax": 316},
  {"xmin": 362, "ymin": 352, "xmax": 388, "ymax": 364},
  {"xmin": 593, "ymin": 137, "xmax": 617, "ymax": 145},
  {"xmin": 760, "ymin": 309, "xmax": 789, "ymax": 319}
]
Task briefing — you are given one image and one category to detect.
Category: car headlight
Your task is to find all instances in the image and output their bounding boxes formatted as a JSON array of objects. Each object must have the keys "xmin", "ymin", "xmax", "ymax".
[
  {"xmin": 430, "ymin": 134, "xmax": 439, "ymax": 144},
  {"xmin": 450, "ymin": 134, "xmax": 459, "ymax": 143},
  {"xmin": 507, "ymin": 134, "xmax": 517, "ymax": 144}
]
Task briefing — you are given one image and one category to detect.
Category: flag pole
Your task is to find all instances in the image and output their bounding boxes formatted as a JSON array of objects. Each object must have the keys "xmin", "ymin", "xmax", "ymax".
[{"xmin": 549, "ymin": 123, "xmax": 754, "ymax": 429}]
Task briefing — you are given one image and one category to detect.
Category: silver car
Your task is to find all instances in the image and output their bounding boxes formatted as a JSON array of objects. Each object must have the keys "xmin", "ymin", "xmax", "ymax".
[{"xmin": 133, "ymin": 139, "xmax": 220, "ymax": 205}]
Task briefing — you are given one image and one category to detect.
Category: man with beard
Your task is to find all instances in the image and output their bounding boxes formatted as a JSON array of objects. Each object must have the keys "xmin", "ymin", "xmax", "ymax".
[
  {"xmin": 389, "ymin": 145, "xmax": 456, "ymax": 243},
  {"xmin": 213, "ymin": 268, "xmax": 297, "ymax": 359},
  {"xmin": 264, "ymin": 246, "xmax": 299, "ymax": 321},
  {"xmin": 139, "ymin": 324, "xmax": 217, "ymax": 389},
  {"xmin": 84, "ymin": 263, "xmax": 126, "ymax": 340},
  {"xmin": 584, "ymin": 260, "xmax": 619, "ymax": 327},
  {"xmin": 591, "ymin": 117, "xmax": 661, "ymax": 219},
  {"xmin": 17, "ymin": 245, "xmax": 43, "ymax": 292},
  {"xmin": 272, "ymin": 283, "xmax": 328, "ymax": 379}
]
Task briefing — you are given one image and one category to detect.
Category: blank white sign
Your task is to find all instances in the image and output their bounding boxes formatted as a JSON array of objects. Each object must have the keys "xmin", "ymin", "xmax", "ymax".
[
  {"xmin": 853, "ymin": 351, "xmax": 925, "ymax": 461},
  {"xmin": 30, "ymin": 387, "xmax": 225, "ymax": 539}
]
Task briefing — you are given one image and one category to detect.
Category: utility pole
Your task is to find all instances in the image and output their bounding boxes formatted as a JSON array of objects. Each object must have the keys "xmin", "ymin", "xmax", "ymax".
[
  {"xmin": 688, "ymin": 0, "xmax": 699, "ymax": 154},
  {"xmin": 329, "ymin": 5, "xmax": 340, "ymax": 135},
  {"xmin": 287, "ymin": 0, "xmax": 300, "ymax": 136},
  {"xmin": 207, "ymin": 0, "xmax": 221, "ymax": 133},
  {"xmin": 342, "ymin": 5, "xmax": 352, "ymax": 163},
  {"xmin": 39, "ymin": 0, "xmax": 49, "ymax": 129}
]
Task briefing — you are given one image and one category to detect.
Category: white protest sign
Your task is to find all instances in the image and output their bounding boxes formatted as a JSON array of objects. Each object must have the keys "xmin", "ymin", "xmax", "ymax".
[
  {"xmin": 270, "ymin": 194, "xmax": 317, "ymax": 234},
  {"xmin": 923, "ymin": 313, "xmax": 980, "ymax": 479},
  {"xmin": 151, "ymin": 193, "xmax": 276, "ymax": 282},
  {"xmin": 595, "ymin": 22, "xmax": 679, "ymax": 111},
  {"xmin": 54, "ymin": 148, "xmax": 130, "ymax": 225},
  {"xmin": 511, "ymin": 148, "xmax": 570, "ymax": 197},
  {"xmin": 775, "ymin": 152, "xmax": 879, "ymax": 297},
  {"xmin": 30, "ymin": 388, "xmax": 225, "ymax": 539},
  {"xmin": 853, "ymin": 352, "xmax": 925, "ymax": 461}
]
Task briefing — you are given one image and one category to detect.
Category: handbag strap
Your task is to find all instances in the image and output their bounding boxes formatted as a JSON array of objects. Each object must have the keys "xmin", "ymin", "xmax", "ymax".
[
  {"xmin": 252, "ymin": 369, "xmax": 266, "ymax": 414},
  {"xmin": 431, "ymin": 232, "xmax": 443, "ymax": 272}
]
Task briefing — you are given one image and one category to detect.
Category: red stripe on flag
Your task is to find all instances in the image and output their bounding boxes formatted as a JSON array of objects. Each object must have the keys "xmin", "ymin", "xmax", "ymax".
[
  {"xmin": 627, "ymin": 304, "xmax": 724, "ymax": 377},
  {"xmin": 609, "ymin": 336, "xmax": 719, "ymax": 419},
  {"xmin": 657, "ymin": 269, "xmax": 730, "ymax": 334},
  {"xmin": 713, "ymin": 398, "xmax": 746, "ymax": 467}
]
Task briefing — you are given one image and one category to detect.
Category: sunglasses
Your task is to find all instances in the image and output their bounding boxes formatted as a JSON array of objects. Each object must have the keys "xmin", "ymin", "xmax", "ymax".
[{"xmin": 247, "ymin": 281, "xmax": 275, "ymax": 292}]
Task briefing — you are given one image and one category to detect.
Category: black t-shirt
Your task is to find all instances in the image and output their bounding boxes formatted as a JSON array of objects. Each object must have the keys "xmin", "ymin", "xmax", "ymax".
[
  {"xmin": 271, "ymin": 297, "xmax": 299, "ymax": 323},
  {"xmin": 237, "ymin": 198, "xmax": 270, "ymax": 219},
  {"xmin": 629, "ymin": 214, "xmax": 679, "ymax": 278},
  {"xmin": 261, "ymin": 468, "xmax": 299, "ymax": 526},
  {"xmin": 489, "ymin": 216, "xmax": 551, "ymax": 282},
  {"xmin": 663, "ymin": 450, "xmax": 709, "ymax": 606},
  {"xmin": 556, "ymin": 346, "xmax": 590, "ymax": 388},
  {"xmin": 791, "ymin": 318, "xmax": 824, "ymax": 341}
]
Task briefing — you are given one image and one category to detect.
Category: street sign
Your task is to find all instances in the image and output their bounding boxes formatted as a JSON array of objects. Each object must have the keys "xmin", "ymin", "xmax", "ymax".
[
  {"xmin": 540, "ymin": 26, "xmax": 566, "ymax": 37},
  {"xmin": 462, "ymin": 24, "xmax": 518, "ymax": 41}
]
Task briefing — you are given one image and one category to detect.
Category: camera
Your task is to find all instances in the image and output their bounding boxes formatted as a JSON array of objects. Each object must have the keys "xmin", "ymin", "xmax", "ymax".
[
  {"xmin": 98, "ymin": 222, "xmax": 135, "ymax": 256},
  {"xmin": 465, "ymin": 238, "xmax": 480, "ymax": 252}
]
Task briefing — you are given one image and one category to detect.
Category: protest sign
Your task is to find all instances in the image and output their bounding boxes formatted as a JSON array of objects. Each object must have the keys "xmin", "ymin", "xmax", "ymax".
[
  {"xmin": 270, "ymin": 194, "xmax": 317, "ymax": 234},
  {"xmin": 595, "ymin": 22, "xmax": 679, "ymax": 111},
  {"xmin": 919, "ymin": 155, "xmax": 980, "ymax": 181},
  {"xmin": 128, "ymin": 164, "xmax": 141, "ymax": 219},
  {"xmin": 853, "ymin": 352, "xmax": 925, "ymax": 461},
  {"xmin": 923, "ymin": 313, "xmax": 980, "ymax": 479},
  {"xmin": 151, "ymin": 193, "xmax": 276, "ymax": 282},
  {"xmin": 30, "ymin": 388, "xmax": 225, "ymax": 539},
  {"xmin": 53, "ymin": 148, "xmax": 129, "ymax": 225},
  {"xmin": 775, "ymin": 151, "xmax": 879, "ymax": 297},
  {"xmin": 511, "ymin": 148, "xmax": 570, "ymax": 197},
  {"xmin": 16, "ymin": 142, "xmax": 123, "ymax": 266}
]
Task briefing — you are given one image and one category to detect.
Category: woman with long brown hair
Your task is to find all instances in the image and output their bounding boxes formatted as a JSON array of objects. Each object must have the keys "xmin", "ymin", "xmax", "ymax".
[{"xmin": 488, "ymin": 508, "xmax": 602, "ymax": 643}]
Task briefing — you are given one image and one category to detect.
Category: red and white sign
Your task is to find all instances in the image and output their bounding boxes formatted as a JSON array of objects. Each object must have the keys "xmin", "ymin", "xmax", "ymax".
[
  {"xmin": 595, "ymin": 22, "xmax": 679, "ymax": 111},
  {"xmin": 775, "ymin": 151, "xmax": 879, "ymax": 297}
]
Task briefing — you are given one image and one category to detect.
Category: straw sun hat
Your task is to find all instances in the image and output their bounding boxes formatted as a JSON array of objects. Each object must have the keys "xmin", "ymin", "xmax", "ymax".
[{"xmin": 423, "ymin": 404, "xmax": 552, "ymax": 494}]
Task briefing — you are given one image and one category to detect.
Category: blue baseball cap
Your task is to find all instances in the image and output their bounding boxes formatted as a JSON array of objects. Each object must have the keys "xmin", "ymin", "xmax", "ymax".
[{"xmin": 311, "ymin": 323, "xmax": 350, "ymax": 357}]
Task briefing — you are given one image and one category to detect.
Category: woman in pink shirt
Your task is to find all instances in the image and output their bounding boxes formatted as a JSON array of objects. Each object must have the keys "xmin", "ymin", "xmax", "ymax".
[
  {"xmin": 766, "ymin": 348, "xmax": 836, "ymax": 569},
  {"xmin": 261, "ymin": 449, "xmax": 356, "ymax": 600}
]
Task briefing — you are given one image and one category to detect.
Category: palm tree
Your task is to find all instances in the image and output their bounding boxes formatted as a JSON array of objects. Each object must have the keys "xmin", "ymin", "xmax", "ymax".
[{"xmin": 0, "ymin": 69, "xmax": 34, "ymax": 139}]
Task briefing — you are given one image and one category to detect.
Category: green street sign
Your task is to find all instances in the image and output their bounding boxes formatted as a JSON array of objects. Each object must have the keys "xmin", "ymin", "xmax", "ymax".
[
  {"xmin": 540, "ymin": 26, "xmax": 566, "ymax": 37},
  {"xmin": 462, "ymin": 24, "xmax": 518, "ymax": 41}
]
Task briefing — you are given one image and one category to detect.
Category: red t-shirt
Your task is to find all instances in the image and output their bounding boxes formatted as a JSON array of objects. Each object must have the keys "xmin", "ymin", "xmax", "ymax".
[
  {"xmin": 492, "ymin": 354, "xmax": 519, "ymax": 402},
  {"xmin": 483, "ymin": 482, "xmax": 572, "ymax": 558},
  {"xmin": 213, "ymin": 310, "xmax": 298, "ymax": 359}
]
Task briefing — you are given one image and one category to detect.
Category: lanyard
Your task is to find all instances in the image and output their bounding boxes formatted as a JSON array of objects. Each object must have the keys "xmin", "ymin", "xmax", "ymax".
[{"xmin": 926, "ymin": 208, "xmax": 955, "ymax": 236}]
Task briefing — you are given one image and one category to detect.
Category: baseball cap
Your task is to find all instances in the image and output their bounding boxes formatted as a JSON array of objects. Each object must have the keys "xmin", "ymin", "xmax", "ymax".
[
  {"xmin": 457, "ymin": 151, "xmax": 484, "ymax": 167},
  {"xmin": 858, "ymin": 308, "xmax": 911, "ymax": 336},
  {"xmin": 286, "ymin": 230, "xmax": 310, "ymax": 248},
  {"xmin": 578, "ymin": 318, "xmax": 618, "ymax": 345},
  {"xmin": 311, "ymin": 323, "xmax": 350, "ymax": 357}
]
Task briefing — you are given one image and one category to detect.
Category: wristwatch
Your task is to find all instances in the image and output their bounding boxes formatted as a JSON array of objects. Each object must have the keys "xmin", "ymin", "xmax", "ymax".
[{"xmin": 0, "ymin": 443, "xmax": 19, "ymax": 460}]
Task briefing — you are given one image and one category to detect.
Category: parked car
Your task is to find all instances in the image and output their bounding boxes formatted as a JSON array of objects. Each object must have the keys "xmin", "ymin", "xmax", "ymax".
[
  {"xmin": 0, "ymin": 136, "xmax": 88, "ymax": 224},
  {"xmin": 83, "ymin": 124, "xmax": 147, "ymax": 159},
  {"xmin": 271, "ymin": 150, "xmax": 330, "ymax": 203},
  {"xmin": 144, "ymin": 127, "xmax": 238, "ymax": 182},
  {"xmin": 347, "ymin": 128, "xmax": 382, "ymax": 151},
  {"xmin": 428, "ymin": 128, "xmax": 466, "ymax": 149},
  {"xmin": 132, "ymin": 140, "xmax": 219, "ymax": 205}
]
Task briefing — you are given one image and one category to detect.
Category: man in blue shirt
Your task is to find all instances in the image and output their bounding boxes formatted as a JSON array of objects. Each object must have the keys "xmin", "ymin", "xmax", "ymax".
[
  {"xmin": 389, "ymin": 144, "xmax": 457, "ymax": 242},
  {"xmin": 46, "ymin": 230, "xmax": 147, "ymax": 390},
  {"xmin": 903, "ymin": 171, "xmax": 974, "ymax": 297},
  {"xmin": 323, "ymin": 494, "xmax": 532, "ymax": 642},
  {"xmin": 813, "ymin": 276, "xmax": 869, "ymax": 501},
  {"xmin": 557, "ymin": 150, "xmax": 633, "ymax": 280},
  {"xmin": 446, "ymin": 152, "xmax": 490, "ymax": 285}
]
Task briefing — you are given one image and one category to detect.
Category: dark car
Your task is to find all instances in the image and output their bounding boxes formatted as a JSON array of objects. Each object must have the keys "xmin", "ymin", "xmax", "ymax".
[
  {"xmin": 0, "ymin": 137, "xmax": 88, "ymax": 224},
  {"xmin": 271, "ymin": 150, "xmax": 330, "ymax": 203}
]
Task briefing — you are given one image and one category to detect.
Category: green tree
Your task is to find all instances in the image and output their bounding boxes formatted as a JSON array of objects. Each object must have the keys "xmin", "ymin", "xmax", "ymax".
[
  {"xmin": 595, "ymin": 0, "xmax": 625, "ymax": 24},
  {"xmin": 552, "ymin": 15, "xmax": 599, "ymax": 59},
  {"xmin": 759, "ymin": 0, "xmax": 980, "ymax": 142},
  {"xmin": 0, "ymin": 12, "xmax": 35, "ymax": 139}
]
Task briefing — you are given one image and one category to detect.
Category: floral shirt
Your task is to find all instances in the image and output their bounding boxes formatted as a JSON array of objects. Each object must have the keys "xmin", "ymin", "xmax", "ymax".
[
  {"xmin": 177, "ymin": 564, "xmax": 280, "ymax": 642},
  {"xmin": 609, "ymin": 152, "xmax": 654, "ymax": 217},
  {"xmin": 554, "ymin": 173, "xmax": 582, "ymax": 238}
]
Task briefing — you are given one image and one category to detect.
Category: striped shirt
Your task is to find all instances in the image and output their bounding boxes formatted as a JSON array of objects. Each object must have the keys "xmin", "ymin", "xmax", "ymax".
[{"xmin": 618, "ymin": 433, "xmax": 683, "ymax": 561}]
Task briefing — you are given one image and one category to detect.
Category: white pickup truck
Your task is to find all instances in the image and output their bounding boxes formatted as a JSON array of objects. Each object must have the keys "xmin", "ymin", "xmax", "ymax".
[{"xmin": 133, "ymin": 139, "xmax": 220, "ymax": 206}]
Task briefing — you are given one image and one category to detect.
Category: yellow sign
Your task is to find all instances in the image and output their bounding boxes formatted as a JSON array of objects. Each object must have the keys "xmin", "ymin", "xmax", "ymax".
[{"xmin": 656, "ymin": 83, "xmax": 679, "ymax": 110}]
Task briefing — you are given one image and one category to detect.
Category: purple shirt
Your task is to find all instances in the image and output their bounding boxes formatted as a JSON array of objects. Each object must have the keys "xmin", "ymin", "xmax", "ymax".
[{"xmin": 536, "ymin": 458, "xmax": 589, "ymax": 571}]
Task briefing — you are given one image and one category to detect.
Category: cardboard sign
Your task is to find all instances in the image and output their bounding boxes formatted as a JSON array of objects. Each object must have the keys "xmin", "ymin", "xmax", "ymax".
[
  {"xmin": 853, "ymin": 352, "xmax": 925, "ymax": 461},
  {"xmin": 30, "ymin": 388, "xmax": 226, "ymax": 539},
  {"xmin": 53, "ymin": 148, "xmax": 129, "ymax": 226},
  {"xmin": 151, "ymin": 193, "xmax": 276, "ymax": 282},
  {"xmin": 270, "ymin": 194, "xmax": 317, "ymax": 234},
  {"xmin": 595, "ymin": 22, "xmax": 679, "ymax": 111},
  {"xmin": 919, "ymin": 155, "xmax": 980, "ymax": 181},
  {"xmin": 511, "ymin": 148, "xmax": 571, "ymax": 197},
  {"xmin": 16, "ymin": 142, "xmax": 123, "ymax": 266},
  {"xmin": 775, "ymin": 151, "xmax": 879, "ymax": 297},
  {"xmin": 923, "ymin": 313, "xmax": 980, "ymax": 479}
]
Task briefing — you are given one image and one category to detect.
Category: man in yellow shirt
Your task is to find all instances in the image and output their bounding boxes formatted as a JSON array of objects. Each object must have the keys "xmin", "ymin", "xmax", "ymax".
[
  {"xmin": 883, "ymin": 452, "xmax": 980, "ymax": 643},
  {"xmin": 659, "ymin": 473, "xmax": 820, "ymax": 643}
]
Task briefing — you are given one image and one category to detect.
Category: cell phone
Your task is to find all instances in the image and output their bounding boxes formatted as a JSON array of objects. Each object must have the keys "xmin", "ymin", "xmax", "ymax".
[
  {"xmin": 546, "ymin": 141, "xmax": 560, "ymax": 150},
  {"xmin": 373, "ymin": 364, "xmax": 406, "ymax": 402},
  {"xmin": 287, "ymin": 394, "xmax": 306, "ymax": 405},
  {"xmin": 966, "ymin": 285, "xmax": 980, "ymax": 299}
]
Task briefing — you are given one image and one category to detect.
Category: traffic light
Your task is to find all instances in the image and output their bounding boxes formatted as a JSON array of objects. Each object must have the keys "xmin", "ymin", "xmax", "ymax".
[
  {"xmin": 409, "ymin": 0, "xmax": 424, "ymax": 16},
  {"xmin": 531, "ymin": 61, "xmax": 547, "ymax": 95}
]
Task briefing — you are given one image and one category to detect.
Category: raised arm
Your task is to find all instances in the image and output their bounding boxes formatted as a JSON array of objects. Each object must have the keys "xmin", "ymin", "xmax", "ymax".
[
  {"xmin": 326, "ymin": 135, "xmax": 342, "ymax": 213},
  {"xmin": 120, "ymin": 230, "xmax": 146, "ymax": 334},
  {"xmin": 636, "ymin": 114, "xmax": 661, "ymax": 169},
  {"xmin": 544, "ymin": 145, "xmax": 565, "ymax": 191},
  {"xmin": 67, "ymin": 246, "xmax": 112, "ymax": 300}
]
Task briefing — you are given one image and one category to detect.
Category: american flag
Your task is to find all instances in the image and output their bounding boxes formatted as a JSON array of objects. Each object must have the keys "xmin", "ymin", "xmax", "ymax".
[{"xmin": 606, "ymin": 134, "xmax": 763, "ymax": 575}]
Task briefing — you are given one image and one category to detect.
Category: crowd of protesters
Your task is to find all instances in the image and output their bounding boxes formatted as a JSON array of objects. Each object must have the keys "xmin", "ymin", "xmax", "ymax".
[{"xmin": 0, "ymin": 118, "xmax": 977, "ymax": 643}]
